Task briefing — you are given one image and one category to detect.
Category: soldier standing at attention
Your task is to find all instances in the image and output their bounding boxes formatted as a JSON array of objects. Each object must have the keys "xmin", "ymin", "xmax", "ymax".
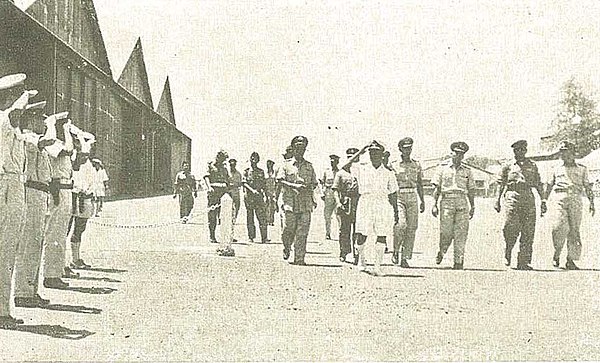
[
  {"xmin": 391, "ymin": 137, "xmax": 425, "ymax": 268},
  {"xmin": 243, "ymin": 152, "xmax": 268, "ymax": 243},
  {"xmin": 0, "ymin": 73, "xmax": 39, "ymax": 327},
  {"xmin": 332, "ymin": 148, "xmax": 360, "ymax": 263},
  {"xmin": 173, "ymin": 160, "xmax": 197, "ymax": 223},
  {"xmin": 320, "ymin": 154, "xmax": 340, "ymax": 240},
  {"xmin": 495, "ymin": 140, "xmax": 546, "ymax": 270},
  {"xmin": 204, "ymin": 150, "xmax": 231, "ymax": 244},
  {"xmin": 546, "ymin": 141, "xmax": 595, "ymax": 270},
  {"xmin": 277, "ymin": 136, "xmax": 318, "ymax": 265},
  {"xmin": 432, "ymin": 142, "xmax": 475, "ymax": 270}
]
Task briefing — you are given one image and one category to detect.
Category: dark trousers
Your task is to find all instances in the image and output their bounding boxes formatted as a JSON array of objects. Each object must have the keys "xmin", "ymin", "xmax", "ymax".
[
  {"xmin": 282, "ymin": 211, "xmax": 312, "ymax": 263},
  {"xmin": 207, "ymin": 191, "xmax": 224, "ymax": 241},
  {"xmin": 246, "ymin": 196, "xmax": 267, "ymax": 241},
  {"xmin": 179, "ymin": 193, "xmax": 194, "ymax": 219},
  {"xmin": 338, "ymin": 209, "xmax": 356, "ymax": 258},
  {"xmin": 503, "ymin": 194, "xmax": 536, "ymax": 265}
]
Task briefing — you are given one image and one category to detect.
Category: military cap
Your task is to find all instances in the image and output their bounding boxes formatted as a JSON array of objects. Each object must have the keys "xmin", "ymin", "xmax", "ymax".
[
  {"xmin": 450, "ymin": 141, "xmax": 469, "ymax": 154},
  {"xmin": 11, "ymin": 89, "xmax": 38, "ymax": 110},
  {"xmin": 291, "ymin": 135, "xmax": 308, "ymax": 146},
  {"xmin": 216, "ymin": 150, "xmax": 229, "ymax": 159},
  {"xmin": 346, "ymin": 147, "xmax": 359, "ymax": 155},
  {"xmin": 398, "ymin": 137, "xmax": 414, "ymax": 148},
  {"xmin": 511, "ymin": 140, "xmax": 527, "ymax": 149},
  {"xmin": 228, "ymin": 158, "xmax": 237, "ymax": 163},
  {"xmin": 250, "ymin": 151, "xmax": 260, "ymax": 159},
  {"xmin": 329, "ymin": 154, "xmax": 339, "ymax": 160},
  {"xmin": 558, "ymin": 140, "xmax": 575, "ymax": 151},
  {"xmin": 0, "ymin": 73, "xmax": 26, "ymax": 91},
  {"xmin": 266, "ymin": 159, "xmax": 275, "ymax": 165},
  {"xmin": 368, "ymin": 141, "xmax": 385, "ymax": 152}
]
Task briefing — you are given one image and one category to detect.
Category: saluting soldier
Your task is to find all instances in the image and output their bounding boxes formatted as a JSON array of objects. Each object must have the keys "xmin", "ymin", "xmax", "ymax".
[
  {"xmin": 204, "ymin": 150, "xmax": 231, "ymax": 244},
  {"xmin": 277, "ymin": 136, "xmax": 318, "ymax": 265},
  {"xmin": 320, "ymin": 154, "xmax": 340, "ymax": 240},
  {"xmin": 495, "ymin": 140, "xmax": 546, "ymax": 270},
  {"xmin": 343, "ymin": 141, "xmax": 398, "ymax": 276},
  {"xmin": 0, "ymin": 73, "xmax": 39, "ymax": 327},
  {"xmin": 14, "ymin": 103, "xmax": 57, "ymax": 308},
  {"xmin": 391, "ymin": 137, "xmax": 425, "ymax": 268},
  {"xmin": 546, "ymin": 141, "xmax": 595, "ymax": 270},
  {"xmin": 42, "ymin": 113, "xmax": 76, "ymax": 288},
  {"xmin": 432, "ymin": 142, "xmax": 476, "ymax": 270},
  {"xmin": 332, "ymin": 147, "xmax": 360, "ymax": 263},
  {"xmin": 243, "ymin": 152, "xmax": 268, "ymax": 243}
]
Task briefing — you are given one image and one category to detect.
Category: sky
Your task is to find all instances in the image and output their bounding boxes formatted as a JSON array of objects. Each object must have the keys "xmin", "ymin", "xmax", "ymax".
[{"xmin": 83, "ymin": 0, "xmax": 600, "ymax": 173}]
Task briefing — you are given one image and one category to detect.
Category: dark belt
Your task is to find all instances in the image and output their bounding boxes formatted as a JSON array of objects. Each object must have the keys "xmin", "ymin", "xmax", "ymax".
[{"xmin": 25, "ymin": 180, "xmax": 49, "ymax": 193}]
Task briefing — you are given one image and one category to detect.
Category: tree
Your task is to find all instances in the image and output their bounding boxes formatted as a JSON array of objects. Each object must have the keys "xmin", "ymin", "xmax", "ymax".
[{"xmin": 542, "ymin": 79, "xmax": 600, "ymax": 157}]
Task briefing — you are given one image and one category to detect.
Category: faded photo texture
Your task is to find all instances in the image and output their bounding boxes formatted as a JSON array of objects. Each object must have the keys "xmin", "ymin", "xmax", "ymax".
[{"xmin": 1, "ymin": 0, "xmax": 600, "ymax": 361}]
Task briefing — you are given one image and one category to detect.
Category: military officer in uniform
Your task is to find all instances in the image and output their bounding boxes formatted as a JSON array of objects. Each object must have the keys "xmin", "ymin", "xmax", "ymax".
[
  {"xmin": 228, "ymin": 158, "xmax": 243, "ymax": 220},
  {"xmin": 332, "ymin": 147, "xmax": 360, "ymax": 263},
  {"xmin": 432, "ymin": 142, "xmax": 476, "ymax": 270},
  {"xmin": 264, "ymin": 159, "xmax": 277, "ymax": 227},
  {"xmin": 320, "ymin": 154, "xmax": 340, "ymax": 240},
  {"xmin": 391, "ymin": 137, "xmax": 425, "ymax": 268},
  {"xmin": 173, "ymin": 160, "xmax": 197, "ymax": 223},
  {"xmin": 546, "ymin": 141, "xmax": 595, "ymax": 270},
  {"xmin": 243, "ymin": 152, "xmax": 268, "ymax": 243},
  {"xmin": 277, "ymin": 136, "xmax": 318, "ymax": 265},
  {"xmin": 0, "ymin": 73, "xmax": 39, "ymax": 327},
  {"xmin": 495, "ymin": 140, "xmax": 546, "ymax": 270},
  {"xmin": 14, "ymin": 103, "xmax": 57, "ymax": 308},
  {"xmin": 204, "ymin": 150, "xmax": 231, "ymax": 245}
]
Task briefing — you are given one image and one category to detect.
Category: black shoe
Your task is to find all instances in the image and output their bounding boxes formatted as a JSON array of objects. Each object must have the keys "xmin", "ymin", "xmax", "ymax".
[
  {"xmin": 71, "ymin": 259, "xmax": 91, "ymax": 270},
  {"xmin": 400, "ymin": 259, "xmax": 410, "ymax": 268},
  {"xmin": 453, "ymin": 263, "xmax": 463, "ymax": 270},
  {"xmin": 391, "ymin": 252, "xmax": 399, "ymax": 265},
  {"xmin": 15, "ymin": 295, "xmax": 50, "ymax": 308},
  {"xmin": 249, "ymin": 238, "xmax": 254, "ymax": 243},
  {"xmin": 0, "ymin": 315, "xmax": 24, "ymax": 328},
  {"xmin": 325, "ymin": 234, "xmax": 331, "ymax": 240},
  {"xmin": 516, "ymin": 264, "xmax": 533, "ymax": 271},
  {"xmin": 436, "ymin": 251, "xmax": 444, "ymax": 265},
  {"xmin": 62, "ymin": 266, "xmax": 79, "ymax": 278},
  {"xmin": 43, "ymin": 278, "xmax": 69, "ymax": 289},
  {"xmin": 291, "ymin": 260, "xmax": 306, "ymax": 266},
  {"xmin": 283, "ymin": 248, "xmax": 290, "ymax": 260},
  {"xmin": 566, "ymin": 259, "xmax": 580, "ymax": 270},
  {"xmin": 553, "ymin": 258, "xmax": 560, "ymax": 268},
  {"xmin": 210, "ymin": 238, "xmax": 218, "ymax": 244}
]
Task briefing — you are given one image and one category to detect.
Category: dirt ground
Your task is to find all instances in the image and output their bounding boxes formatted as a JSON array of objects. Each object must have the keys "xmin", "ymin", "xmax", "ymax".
[{"xmin": 1, "ymin": 194, "xmax": 600, "ymax": 361}]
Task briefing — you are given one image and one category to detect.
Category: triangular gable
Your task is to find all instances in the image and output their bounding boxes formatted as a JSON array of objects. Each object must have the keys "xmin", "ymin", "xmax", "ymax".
[
  {"xmin": 24, "ymin": 0, "xmax": 112, "ymax": 75},
  {"xmin": 118, "ymin": 38, "xmax": 153, "ymax": 108},
  {"xmin": 156, "ymin": 77, "xmax": 176, "ymax": 125}
]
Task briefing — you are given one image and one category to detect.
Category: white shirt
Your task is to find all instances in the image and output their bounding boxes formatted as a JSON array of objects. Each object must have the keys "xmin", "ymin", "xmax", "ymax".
[
  {"xmin": 73, "ymin": 160, "xmax": 96, "ymax": 194},
  {"xmin": 94, "ymin": 168, "xmax": 109, "ymax": 196},
  {"xmin": 354, "ymin": 162, "xmax": 398, "ymax": 198}
]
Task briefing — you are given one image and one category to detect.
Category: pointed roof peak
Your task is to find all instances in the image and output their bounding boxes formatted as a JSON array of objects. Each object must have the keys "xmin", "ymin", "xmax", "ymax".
[
  {"xmin": 157, "ymin": 76, "xmax": 176, "ymax": 125},
  {"xmin": 118, "ymin": 37, "xmax": 153, "ymax": 108}
]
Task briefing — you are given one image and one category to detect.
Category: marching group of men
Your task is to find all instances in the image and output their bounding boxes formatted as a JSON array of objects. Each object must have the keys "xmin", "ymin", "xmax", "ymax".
[
  {"xmin": 198, "ymin": 133, "xmax": 595, "ymax": 276},
  {"xmin": 0, "ymin": 73, "xmax": 109, "ymax": 328}
]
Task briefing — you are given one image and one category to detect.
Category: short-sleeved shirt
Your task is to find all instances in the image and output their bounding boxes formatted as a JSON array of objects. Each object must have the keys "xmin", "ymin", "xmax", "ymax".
[
  {"xmin": 550, "ymin": 163, "xmax": 591, "ymax": 195},
  {"xmin": 498, "ymin": 159, "xmax": 541, "ymax": 191},
  {"xmin": 243, "ymin": 166, "xmax": 266, "ymax": 194},
  {"xmin": 321, "ymin": 168, "xmax": 338, "ymax": 189},
  {"xmin": 73, "ymin": 160, "xmax": 96, "ymax": 194},
  {"xmin": 332, "ymin": 166, "xmax": 359, "ymax": 198},
  {"xmin": 276, "ymin": 158, "xmax": 317, "ymax": 213},
  {"xmin": 433, "ymin": 162, "xmax": 475, "ymax": 193},
  {"xmin": 0, "ymin": 112, "xmax": 26, "ymax": 175},
  {"xmin": 23, "ymin": 132, "xmax": 51, "ymax": 184},
  {"xmin": 354, "ymin": 162, "xmax": 398, "ymax": 197},
  {"xmin": 390, "ymin": 159, "xmax": 422, "ymax": 189},
  {"xmin": 205, "ymin": 161, "xmax": 231, "ymax": 193}
]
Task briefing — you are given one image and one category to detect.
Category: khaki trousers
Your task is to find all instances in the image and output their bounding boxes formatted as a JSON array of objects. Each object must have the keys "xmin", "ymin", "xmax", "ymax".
[{"xmin": 42, "ymin": 189, "xmax": 72, "ymax": 279}]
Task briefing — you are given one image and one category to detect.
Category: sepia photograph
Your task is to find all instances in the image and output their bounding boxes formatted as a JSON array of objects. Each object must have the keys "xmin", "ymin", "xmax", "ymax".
[{"xmin": 1, "ymin": 0, "xmax": 600, "ymax": 361}]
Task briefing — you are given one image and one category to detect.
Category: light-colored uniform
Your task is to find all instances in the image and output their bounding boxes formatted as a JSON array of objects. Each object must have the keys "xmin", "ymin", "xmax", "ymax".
[
  {"xmin": 433, "ymin": 162, "xmax": 475, "ymax": 265},
  {"xmin": 14, "ymin": 131, "xmax": 51, "ymax": 299},
  {"xmin": 354, "ymin": 163, "xmax": 398, "ymax": 237},
  {"xmin": 42, "ymin": 143, "xmax": 73, "ymax": 279},
  {"xmin": 322, "ymin": 167, "xmax": 340, "ymax": 237},
  {"xmin": 391, "ymin": 159, "xmax": 422, "ymax": 260},
  {"xmin": 93, "ymin": 167, "xmax": 108, "ymax": 198},
  {"xmin": 549, "ymin": 163, "xmax": 591, "ymax": 261},
  {"xmin": 0, "ymin": 110, "xmax": 27, "ymax": 316}
]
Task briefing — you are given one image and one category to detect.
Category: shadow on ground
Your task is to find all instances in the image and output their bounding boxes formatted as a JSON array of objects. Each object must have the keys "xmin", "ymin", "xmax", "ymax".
[{"xmin": 1, "ymin": 325, "xmax": 94, "ymax": 340}]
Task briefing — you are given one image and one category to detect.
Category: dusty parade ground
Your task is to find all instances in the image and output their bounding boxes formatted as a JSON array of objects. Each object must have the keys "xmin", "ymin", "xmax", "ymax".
[{"xmin": 1, "ymin": 194, "xmax": 600, "ymax": 361}]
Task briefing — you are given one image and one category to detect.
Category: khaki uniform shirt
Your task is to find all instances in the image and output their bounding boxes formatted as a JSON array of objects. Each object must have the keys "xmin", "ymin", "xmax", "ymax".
[
  {"xmin": 550, "ymin": 163, "xmax": 591, "ymax": 195},
  {"xmin": 391, "ymin": 159, "xmax": 422, "ymax": 189},
  {"xmin": 433, "ymin": 162, "xmax": 475, "ymax": 193},
  {"xmin": 277, "ymin": 158, "xmax": 317, "ymax": 213}
]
